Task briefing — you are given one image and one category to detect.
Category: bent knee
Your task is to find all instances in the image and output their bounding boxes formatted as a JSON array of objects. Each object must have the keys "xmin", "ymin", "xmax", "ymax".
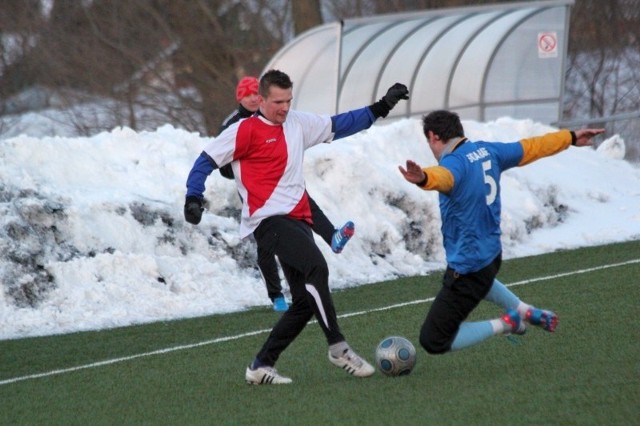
[
  {"xmin": 420, "ymin": 329, "xmax": 452, "ymax": 355},
  {"xmin": 420, "ymin": 337, "xmax": 450, "ymax": 355}
]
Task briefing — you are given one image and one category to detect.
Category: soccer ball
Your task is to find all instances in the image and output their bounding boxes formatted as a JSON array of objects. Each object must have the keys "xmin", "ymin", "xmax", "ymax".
[{"xmin": 375, "ymin": 336, "xmax": 417, "ymax": 377}]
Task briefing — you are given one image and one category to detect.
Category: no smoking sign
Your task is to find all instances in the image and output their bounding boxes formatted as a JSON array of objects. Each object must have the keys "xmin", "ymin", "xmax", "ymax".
[{"xmin": 538, "ymin": 32, "xmax": 558, "ymax": 58}]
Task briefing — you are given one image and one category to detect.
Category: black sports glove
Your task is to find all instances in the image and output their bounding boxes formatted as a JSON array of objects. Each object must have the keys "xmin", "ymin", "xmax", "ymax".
[
  {"xmin": 369, "ymin": 83, "xmax": 409, "ymax": 118},
  {"xmin": 184, "ymin": 196, "xmax": 204, "ymax": 225},
  {"xmin": 383, "ymin": 83, "xmax": 409, "ymax": 108}
]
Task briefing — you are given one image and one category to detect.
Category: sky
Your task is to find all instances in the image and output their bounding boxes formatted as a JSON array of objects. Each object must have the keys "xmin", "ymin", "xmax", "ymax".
[{"xmin": 1, "ymin": 112, "xmax": 639, "ymax": 341}]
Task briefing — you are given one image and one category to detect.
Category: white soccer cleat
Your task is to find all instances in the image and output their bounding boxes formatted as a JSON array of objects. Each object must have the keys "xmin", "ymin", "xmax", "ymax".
[
  {"xmin": 245, "ymin": 365, "xmax": 292, "ymax": 385},
  {"xmin": 328, "ymin": 347, "xmax": 375, "ymax": 377}
]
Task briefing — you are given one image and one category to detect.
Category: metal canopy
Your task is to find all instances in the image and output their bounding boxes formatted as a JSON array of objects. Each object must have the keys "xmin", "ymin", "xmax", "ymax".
[{"xmin": 262, "ymin": 0, "xmax": 573, "ymax": 124}]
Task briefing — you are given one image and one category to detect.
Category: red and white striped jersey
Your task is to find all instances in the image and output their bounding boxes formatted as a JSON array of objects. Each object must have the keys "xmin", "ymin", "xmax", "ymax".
[{"xmin": 202, "ymin": 110, "xmax": 334, "ymax": 237}]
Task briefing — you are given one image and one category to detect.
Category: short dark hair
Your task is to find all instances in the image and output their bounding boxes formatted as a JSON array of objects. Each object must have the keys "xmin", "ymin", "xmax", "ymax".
[
  {"xmin": 422, "ymin": 110, "xmax": 464, "ymax": 141},
  {"xmin": 259, "ymin": 69, "xmax": 293, "ymax": 97}
]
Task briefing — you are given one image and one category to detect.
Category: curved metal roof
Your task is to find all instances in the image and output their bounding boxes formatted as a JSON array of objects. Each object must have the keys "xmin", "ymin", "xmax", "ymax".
[{"xmin": 263, "ymin": 0, "xmax": 573, "ymax": 124}]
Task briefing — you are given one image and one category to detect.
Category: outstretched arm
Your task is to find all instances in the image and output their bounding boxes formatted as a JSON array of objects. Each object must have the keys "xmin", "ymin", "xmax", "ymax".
[
  {"xmin": 399, "ymin": 160, "xmax": 455, "ymax": 193},
  {"xmin": 519, "ymin": 128, "xmax": 606, "ymax": 166},
  {"xmin": 186, "ymin": 153, "xmax": 217, "ymax": 198},
  {"xmin": 331, "ymin": 83, "xmax": 409, "ymax": 140},
  {"xmin": 184, "ymin": 153, "xmax": 218, "ymax": 224}
]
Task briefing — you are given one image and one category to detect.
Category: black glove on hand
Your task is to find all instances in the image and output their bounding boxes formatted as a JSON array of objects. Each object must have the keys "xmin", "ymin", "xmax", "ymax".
[
  {"xmin": 369, "ymin": 82, "xmax": 409, "ymax": 118},
  {"xmin": 184, "ymin": 196, "xmax": 204, "ymax": 225},
  {"xmin": 383, "ymin": 83, "xmax": 409, "ymax": 108}
]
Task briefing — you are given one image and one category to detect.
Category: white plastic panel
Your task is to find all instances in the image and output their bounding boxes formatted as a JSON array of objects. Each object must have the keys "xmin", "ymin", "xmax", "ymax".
[
  {"xmin": 486, "ymin": 102, "xmax": 560, "ymax": 124},
  {"xmin": 339, "ymin": 18, "xmax": 427, "ymax": 109},
  {"xmin": 484, "ymin": 6, "xmax": 568, "ymax": 119},
  {"xmin": 448, "ymin": 8, "xmax": 536, "ymax": 110},
  {"xmin": 262, "ymin": 1, "xmax": 572, "ymax": 125}
]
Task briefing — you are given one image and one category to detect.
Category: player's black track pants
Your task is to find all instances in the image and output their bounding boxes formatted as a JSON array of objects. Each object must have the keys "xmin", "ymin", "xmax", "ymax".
[
  {"xmin": 253, "ymin": 215, "xmax": 345, "ymax": 366},
  {"xmin": 256, "ymin": 196, "xmax": 336, "ymax": 301}
]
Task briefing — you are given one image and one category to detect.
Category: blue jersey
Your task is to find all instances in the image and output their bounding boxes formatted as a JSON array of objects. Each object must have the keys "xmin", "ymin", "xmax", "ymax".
[{"xmin": 438, "ymin": 140, "xmax": 523, "ymax": 274}]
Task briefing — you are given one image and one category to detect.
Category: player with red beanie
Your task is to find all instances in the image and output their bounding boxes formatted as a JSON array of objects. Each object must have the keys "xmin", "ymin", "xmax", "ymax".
[{"xmin": 235, "ymin": 76, "xmax": 259, "ymax": 102}]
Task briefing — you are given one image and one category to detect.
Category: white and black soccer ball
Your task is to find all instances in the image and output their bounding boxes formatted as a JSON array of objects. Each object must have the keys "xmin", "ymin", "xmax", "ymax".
[{"xmin": 375, "ymin": 336, "xmax": 417, "ymax": 377}]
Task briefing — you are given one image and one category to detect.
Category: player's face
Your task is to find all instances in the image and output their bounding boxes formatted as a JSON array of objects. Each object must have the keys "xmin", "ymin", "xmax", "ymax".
[
  {"xmin": 239, "ymin": 93, "xmax": 260, "ymax": 112},
  {"xmin": 260, "ymin": 86, "xmax": 292, "ymax": 124}
]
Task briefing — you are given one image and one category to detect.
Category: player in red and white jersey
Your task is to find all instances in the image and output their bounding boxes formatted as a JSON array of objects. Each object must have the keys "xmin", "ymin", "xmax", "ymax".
[
  {"xmin": 216, "ymin": 76, "xmax": 355, "ymax": 312},
  {"xmin": 184, "ymin": 69, "xmax": 409, "ymax": 384}
]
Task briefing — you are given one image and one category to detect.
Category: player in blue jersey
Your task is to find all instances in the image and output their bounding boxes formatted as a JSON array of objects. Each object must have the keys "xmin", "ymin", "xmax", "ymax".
[{"xmin": 399, "ymin": 110, "xmax": 604, "ymax": 354}]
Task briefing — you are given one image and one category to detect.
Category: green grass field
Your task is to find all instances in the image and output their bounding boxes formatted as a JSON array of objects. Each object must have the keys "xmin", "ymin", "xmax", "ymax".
[{"xmin": 1, "ymin": 240, "xmax": 639, "ymax": 425}]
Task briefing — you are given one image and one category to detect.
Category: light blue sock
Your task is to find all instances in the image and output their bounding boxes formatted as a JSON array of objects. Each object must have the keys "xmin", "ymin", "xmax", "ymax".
[
  {"xmin": 450, "ymin": 321, "xmax": 494, "ymax": 351},
  {"xmin": 484, "ymin": 278, "xmax": 520, "ymax": 310}
]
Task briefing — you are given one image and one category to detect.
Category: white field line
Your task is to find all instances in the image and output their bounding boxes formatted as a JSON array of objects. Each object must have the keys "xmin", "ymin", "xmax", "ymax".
[{"xmin": 1, "ymin": 258, "xmax": 638, "ymax": 387}]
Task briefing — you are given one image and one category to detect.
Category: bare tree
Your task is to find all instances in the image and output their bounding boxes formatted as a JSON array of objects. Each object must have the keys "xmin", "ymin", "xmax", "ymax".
[
  {"xmin": 292, "ymin": 0, "xmax": 323, "ymax": 34},
  {"xmin": 562, "ymin": 0, "xmax": 640, "ymax": 159},
  {"xmin": 1, "ymin": 0, "xmax": 287, "ymax": 136},
  {"xmin": 564, "ymin": 0, "xmax": 639, "ymax": 118},
  {"xmin": 0, "ymin": 0, "xmax": 46, "ymax": 111}
]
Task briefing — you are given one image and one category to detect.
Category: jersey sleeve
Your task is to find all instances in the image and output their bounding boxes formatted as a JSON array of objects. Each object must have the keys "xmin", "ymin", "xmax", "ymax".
[
  {"xmin": 186, "ymin": 152, "xmax": 217, "ymax": 198},
  {"xmin": 491, "ymin": 141, "xmax": 524, "ymax": 170},
  {"xmin": 186, "ymin": 122, "xmax": 244, "ymax": 198},
  {"xmin": 417, "ymin": 166, "xmax": 455, "ymax": 193},
  {"xmin": 202, "ymin": 122, "xmax": 241, "ymax": 166},
  {"xmin": 518, "ymin": 129, "xmax": 572, "ymax": 166},
  {"xmin": 288, "ymin": 111, "xmax": 333, "ymax": 149},
  {"xmin": 331, "ymin": 107, "xmax": 377, "ymax": 140}
]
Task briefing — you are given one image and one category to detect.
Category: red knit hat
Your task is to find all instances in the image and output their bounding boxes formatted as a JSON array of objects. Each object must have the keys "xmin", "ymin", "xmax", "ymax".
[{"xmin": 236, "ymin": 76, "xmax": 259, "ymax": 102}]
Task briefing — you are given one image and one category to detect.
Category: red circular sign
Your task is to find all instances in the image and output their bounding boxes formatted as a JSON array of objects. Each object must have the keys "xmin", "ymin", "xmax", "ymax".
[{"xmin": 538, "ymin": 33, "xmax": 557, "ymax": 52}]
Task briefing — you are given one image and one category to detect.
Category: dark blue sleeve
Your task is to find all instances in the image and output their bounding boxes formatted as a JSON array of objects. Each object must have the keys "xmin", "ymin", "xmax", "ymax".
[
  {"xmin": 331, "ymin": 107, "xmax": 377, "ymax": 140},
  {"xmin": 186, "ymin": 152, "xmax": 218, "ymax": 198}
]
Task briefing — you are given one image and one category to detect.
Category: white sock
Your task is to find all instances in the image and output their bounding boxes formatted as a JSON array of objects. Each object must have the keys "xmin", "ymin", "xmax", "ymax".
[
  {"xmin": 329, "ymin": 341, "xmax": 349, "ymax": 357},
  {"xmin": 516, "ymin": 302, "xmax": 532, "ymax": 318},
  {"xmin": 490, "ymin": 318, "xmax": 507, "ymax": 334}
]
